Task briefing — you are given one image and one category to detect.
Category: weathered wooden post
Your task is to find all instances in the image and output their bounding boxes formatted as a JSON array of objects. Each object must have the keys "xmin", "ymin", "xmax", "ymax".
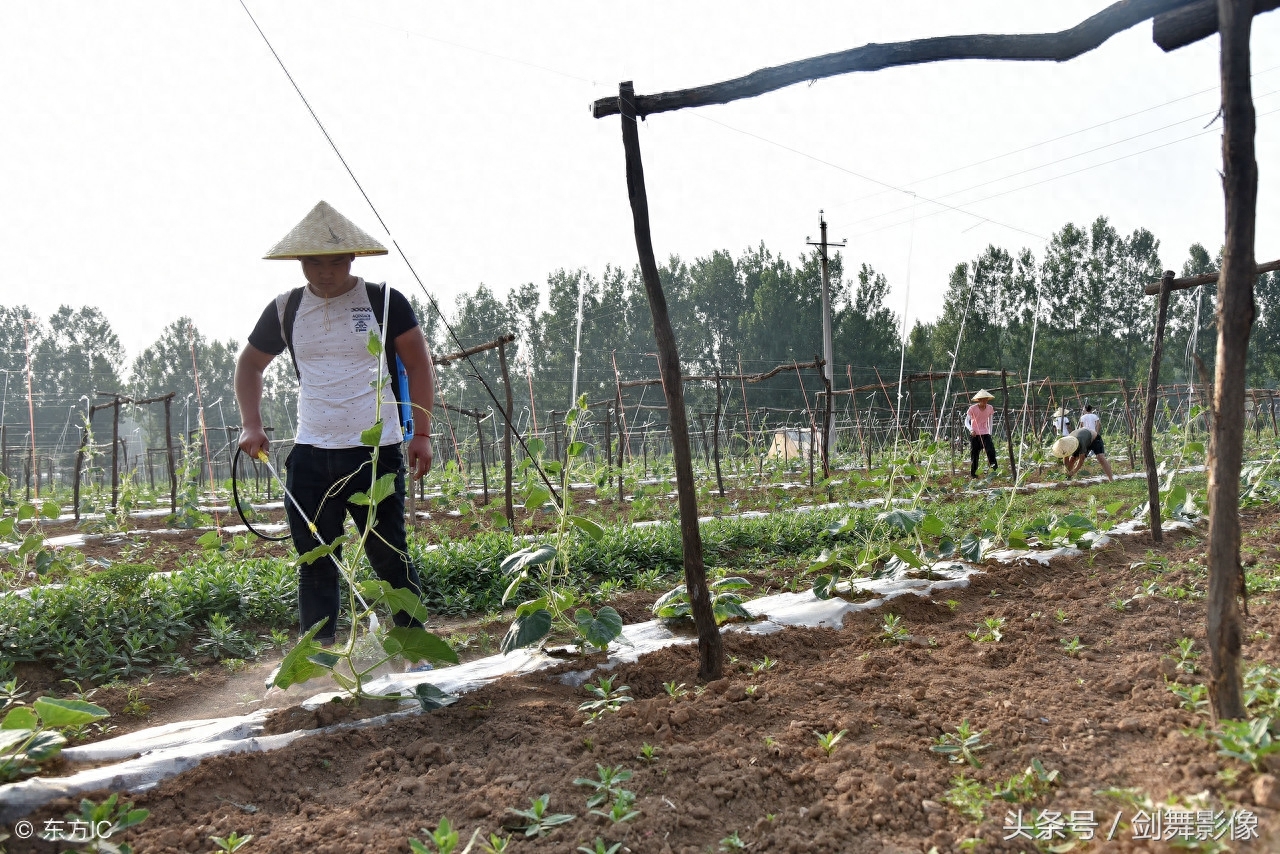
[
  {"xmin": 73, "ymin": 426, "xmax": 88, "ymax": 522},
  {"xmin": 617, "ymin": 81, "xmax": 722, "ymax": 680},
  {"xmin": 1001, "ymin": 370, "xmax": 1017, "ymax": 480},
  {"xmin": 497, "ymin": 339, "xmax": 516, "ymax": 527},
  {"xmin": 475, "ymin": 412, "xmax": 489, "ymax": 505},
  {"xmin": 1118, "ymin": 378, "xmax": 1139, "ymax": 472},
  {"xmin": 1144, "ymin": 271, "xmax": 1174, "ymax": 544},
  {"xmin": 713, "ymin": 370, "xmax": 725, "ymax": 496}
]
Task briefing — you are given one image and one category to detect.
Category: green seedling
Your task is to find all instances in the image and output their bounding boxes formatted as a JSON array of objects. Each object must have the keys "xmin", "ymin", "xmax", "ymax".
[
  {"xmin": 943, "ymin": 773, "xmax": 990, "ymax": 822},
  {"xmin": 638, "ymin": 743, "xmax": 660, "ymax": 763},
  {"xmin": 1054, "ymin": 609, "xmax": 1069, "ymax": 624},
  {"xmin": 1172, "ymin": 638, "xmax": 1200, "ymax": 673},
  {"xmin": 1214, "ymin": 716, "xmax": 1280, "ymax": 771},
  {"xmin": 409, "ymin": 817, "xmax": 485, "ymax": 854},
  {"xmin": 992, "ymin": 758, "xmax": 1060, "ymax": 803},
  {"xmin": 577, "ymin": 840, "xmax": 622, "ymax": 854},
  {"xmin": 880, "ymin": 613, "xmax": 910, "ymax": 644},
  {"xmin": 719, "ymin": 830, "xmax": 748, "ymax": 851},
  {"xmin": 931, "ymin": 720, "xmax": 990, "ymax": 768},
  {"xmin": 573, "ymin": 764, "xmax": 634, "ymax": 808},
  {"xmin": 967, "ymin": 617, "xmax": 1004, "ymax": 643},
  {"xmin": 814, "ymin": 729, "xmax": 847, "ymax": 758},
  {"xmin": 578, "ymin": 676, "xmax": 632, "ymax": 722},
  {"xmin": 589, "ymin": 792, "xmax": 640, "ymax": 825},
  {"xmin": 209, "ymin": 831, "xmax": 254, "ymax": 853},
  {"xmin": 752, "ymin": 655, "xmax": 777, "ymax": 673},
  {"xmin": 1108, "ymin": 595, "xmax": 1128, "ymax": 612},
  {"xmin": 57, "ymin": 794, "xmax": 150, "ymax": 854},
  {"xmin": 944, "ymin": 599, "xmax": 960, "ymax": 612},
  {"xmin": 507, "ymin": 794, "xmax": 575, "ymax": 838},
  {"xmin": 1059, "ymin": 637, "xmax": 1085, "ymax": 656},
  {"xmin": 663, "ymin": 681, "xmax": 689, "ymax": 698}
]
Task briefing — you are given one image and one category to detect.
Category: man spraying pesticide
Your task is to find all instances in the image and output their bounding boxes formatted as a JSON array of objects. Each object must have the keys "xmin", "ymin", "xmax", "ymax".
[{"xmin": 235, "ymin": 201, "xmax": 452, "ymax": 684}]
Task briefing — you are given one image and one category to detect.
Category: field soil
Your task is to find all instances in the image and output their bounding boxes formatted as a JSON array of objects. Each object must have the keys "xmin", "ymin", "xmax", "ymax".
[{"xmin": 14, "ymin": 506, "xmax": 1280, "ymax": 853}]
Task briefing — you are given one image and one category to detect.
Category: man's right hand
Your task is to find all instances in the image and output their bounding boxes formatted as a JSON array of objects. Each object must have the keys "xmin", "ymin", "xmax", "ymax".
[{"xmin": 239, "ymin": 427, "xmax": 269, "ymax": 459}]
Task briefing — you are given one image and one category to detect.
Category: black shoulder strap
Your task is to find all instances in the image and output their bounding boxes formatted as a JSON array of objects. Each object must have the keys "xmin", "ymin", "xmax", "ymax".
[{"xmin": 281, "ymin": 287, "xmax": 305, "ymax": 379}]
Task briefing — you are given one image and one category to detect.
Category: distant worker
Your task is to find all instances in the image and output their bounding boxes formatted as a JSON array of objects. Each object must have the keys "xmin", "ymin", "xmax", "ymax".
[
  {"xmin": 1052, "ymin": 407, "xmax": 1072, "ymax": 437},
  {"xmin": 1051, "ymin": 426, "xmax": 1114, "ymax": 482},
  {"xmin": 235, "ymin": 201, "xmax": 436, "ymax": 656},
  {"xmin": 965, "ymin": 389, "xmax": 998, "ymax": 479},
  {"xmin": 1079, "ymin": 403, "xmax": 1101, "ymax": 435}
]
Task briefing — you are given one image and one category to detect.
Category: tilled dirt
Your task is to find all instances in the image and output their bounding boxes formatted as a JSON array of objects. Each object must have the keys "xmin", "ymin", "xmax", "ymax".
[{"xmin": 13, "ymin": 508, "xmax": 1280, "ymax": 853}]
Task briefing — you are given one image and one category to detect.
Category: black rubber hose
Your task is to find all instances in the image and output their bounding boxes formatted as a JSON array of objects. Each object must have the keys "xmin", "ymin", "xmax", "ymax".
[{"xmin": 231, "ymin": 446, "xmax": 291, "ymax": 541}]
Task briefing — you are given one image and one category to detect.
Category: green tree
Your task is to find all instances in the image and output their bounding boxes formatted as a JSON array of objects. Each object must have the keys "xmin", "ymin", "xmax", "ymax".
[{"xmin": 129, "ymin": 318, "xmax": 238, "ymax": 450}]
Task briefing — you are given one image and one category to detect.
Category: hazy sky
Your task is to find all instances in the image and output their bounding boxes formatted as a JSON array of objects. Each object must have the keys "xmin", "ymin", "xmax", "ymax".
[{"xmin": 2, "ymin": 2, "xmax": 1278, "ymax": 366}]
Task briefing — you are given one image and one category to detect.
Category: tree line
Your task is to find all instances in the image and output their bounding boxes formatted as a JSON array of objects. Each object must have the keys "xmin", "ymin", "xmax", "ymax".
[{"xmin": 2, "ymin": 214, "xmax": 1278, "ymax": 454}]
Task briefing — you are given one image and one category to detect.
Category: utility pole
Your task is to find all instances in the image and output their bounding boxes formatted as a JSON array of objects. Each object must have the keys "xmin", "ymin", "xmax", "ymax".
[
  {"xmin": 570, "ymin": 277, "xmax": 586, "ymax": 407},
  {"xmin": 807, "ymin": 211, "xmax": 845, "ymax": 457}
]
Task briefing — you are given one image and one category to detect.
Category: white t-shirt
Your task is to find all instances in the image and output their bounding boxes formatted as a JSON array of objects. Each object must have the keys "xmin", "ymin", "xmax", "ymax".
[
  {"xmin": 1080, "ymin": 412, "xmax": 1101, "ymax": 434},
  {"xmin": 1054, "ymin": 415, "xmax": 1071, "ymax": 436}
]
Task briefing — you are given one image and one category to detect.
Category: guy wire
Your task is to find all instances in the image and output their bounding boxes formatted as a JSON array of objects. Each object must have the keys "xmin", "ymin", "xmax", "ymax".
[{"xmin": 238, "ymin": 0, "xmax": 561, "ymax": 505}]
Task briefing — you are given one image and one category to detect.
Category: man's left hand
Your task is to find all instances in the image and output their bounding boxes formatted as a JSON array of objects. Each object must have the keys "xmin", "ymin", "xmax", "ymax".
[{"xmin": 406, "ymin": 434, "xmax": 434, "ymax": 480}]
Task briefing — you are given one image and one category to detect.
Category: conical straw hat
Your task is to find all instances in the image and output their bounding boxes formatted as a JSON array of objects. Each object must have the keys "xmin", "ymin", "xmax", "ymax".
[
  {"xmin": 263, "ymin": 201, "xmax": 388, "ymax": 260},
  {"xmin": 971, "ymin": 389, "xmax": 995, "ymax": 402},
  {"xmin": 1051, "ymin": 435, "xmax": 1079, "ymax": 458}
]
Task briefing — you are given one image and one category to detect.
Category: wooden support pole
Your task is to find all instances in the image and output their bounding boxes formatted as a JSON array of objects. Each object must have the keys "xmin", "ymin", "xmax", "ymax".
[
  {"xmin": 1118, "ymin": 378, "xmax": 1138, "ymax": 473},
  {"xmin": 498, "ymin": 340, "xmax": 516, "ymax": 528},
  {"xmin": 475, "ymin": 413, "xmax": 489, "ymax": 505},
  {"xmin": 109, "ymin": 395, "xmax": 120, "ymax": 511},
  {"xmin": 73, "ymin": 427, "xmax": 88, "ymax": 522},
  {"xmin": 713, "ymin": 370, "xmax": 725, "ymax": 497},
  {"xmin": 165, "ymin": 397, "xmax": 178, "ymax": 513},
  {"xmin": 1001, "ymin": 369, "xmax": 1017, "ymax": 480},
  {"xmin": 619, "ymin": 81, "xmax": 722, "ymax": 680},
  {"xmin": 1143, "ymin": 276, "xmax": 1173, "ymax": 545},
  {"xmin": 1205, "ymin": 0, "xmax": 1254, "ymax": 722}
]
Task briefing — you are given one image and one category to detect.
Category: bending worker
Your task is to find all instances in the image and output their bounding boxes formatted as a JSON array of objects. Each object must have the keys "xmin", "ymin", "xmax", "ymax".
[
  {"xmin": 235, "ymin": 201, "xmax": 435, "ymax": 647},
  {"xmin": 1051, "ymin": 426, "xmax": 1114, "ymax": 482}
]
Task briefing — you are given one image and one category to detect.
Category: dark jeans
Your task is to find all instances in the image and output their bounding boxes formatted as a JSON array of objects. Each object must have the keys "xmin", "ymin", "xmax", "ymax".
[
  {"xmin": 284, "ymin": 443, "xmax": 423, "ymax": 642},
  {"xmin": 970, "ymin": 433, "xmax": 997, "ymax": 477}
]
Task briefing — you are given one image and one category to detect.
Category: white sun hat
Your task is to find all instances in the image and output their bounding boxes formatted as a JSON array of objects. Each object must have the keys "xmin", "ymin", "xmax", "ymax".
[
  {"xmin": 263, "ymin": 201, "xmax": 388, "ymax": 260},
  {"xmin": 1051, "ymin": 435, "xmax": 1080, "ymax": 458},
  {"xmin": 971, "ymin": 389, "xmax": 995, "ymax": 402}
]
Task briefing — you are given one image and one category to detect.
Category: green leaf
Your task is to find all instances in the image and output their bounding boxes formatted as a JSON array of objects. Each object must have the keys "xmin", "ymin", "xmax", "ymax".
[
  {"xmin": 889, "ymin": 544, "xmax": 924, "ymax": 568},
  {"xmin": 381, "ymin": 587, "xmax": 430, "ymax": 624},
  {"xmin": 713, "ymin": 600, "xmax": 753, "ymax": 623},
  {"xmin": 21, "ymin": 729, "xmax": 66, "ymax": 762},
  {"xmin": 17, "ymin": 534, "xmax": 42, "ymax": 556},
  {"xmin": 1, "ymin": 707, "xmax": 37, "ymax": 730},
  {"xmin": 574, "ymin": 606, "xmax": 623, "ymax": 651},
  {"xmin": 349, "ymin": 491, "xmax": 371, "ymax": 506},
  {"xmin": 919, "ymin": 514, "xmax": 945, "ymax": 536},
  {"xmin": 811, "ymin": 575, "xmax": 836, "ymax": 600},
  {"xmin": 366, "ymin": 330, "xmax": 383, "ymax": 357},
  {"xmin": 414, "ymin": 683, "xmax": 457, "ymax": 711},
  {"xmin": 306, "ymin": 651, "xmax": 341, "ymax": 669},
  {"xmin": 297, "ymin": 541, "xmax": 340, "ymax": 566},
  {"xmin": 197, "ymin": 530, "xmax": 221, "ymax": 549},
  {"xmin": 960, "ymin": 533, "xmax": 986, "ymax": 563},
  {"xmin": 524, "ymin": 485, "xmax": 551, "ymax": 511},
  {"xmin": 515, "ymin": 597, "xmax": 549, "ymax": 618},
  {"xmin": 502, "ymin": 572, "xmax": 529, "ymax": 605},
  {"xmin": 270, "ymin": 622, "xmax": 328, "ymax": 689},
  {"xmin": 1185, "ymin": 441, "xmax": 1205, "ymax": 454},
  {"xmin": 1008, "ymin": 530, "xmax": 1029, "ymax": 550},
  {"xmin": 1104, "ymin": 501, "xmax": 1124, "ymax": 516},
  {"xmin": 41, "ymin": 501, "xmax": 61, "ymax": 520},
  {"xmin": 370, "ymin": 472, "xmax": 398, "ymax": 506},
  {"xmin": 526, "ymin": 438, "xmax": 546, "ymax": 458},
  {"xmin": 567, "ymin": 515, "xmax": 605, "ymax": 542},
  {"xmin": 0, "ymin": 517, "xmax": 14, "ymax": 537},
  {"xmin": 360, "ymin": 422, "xmax": 383, "ymax": 448},
  {"xmin": 567, "ymin": 441, "xmax": 587, "ymax": 458},
  {"xmin": 877, "ymin": 509, "xmax": 924, "ymax": 535},
  {"xmin": 16, "ymin": 504, "xmax": 35, "ymax": 522},
  {"xmin": 0, "ymin": 728, "xmax": 31, "ymax": 752},
  {"xmin": 32, "ymin": 697, "xmax": 109, "ymax": 728},
  {"xmin": 711, "ymin": 576, "xmax": 752, "ymax": 591},
  {"xmin": 381, "ymin": 627, "xmax": 459, "ymax": 665},
  {"xmin": 501, "ymin": 609, "xmax": 553, "ymax": 654},
  {"xmin": 500, "ymin": 545, "xmax": 557, "ymax": 576},
  {"xmin": 544, "ymin": 461, "xmax": 563, "ymax": 476}
]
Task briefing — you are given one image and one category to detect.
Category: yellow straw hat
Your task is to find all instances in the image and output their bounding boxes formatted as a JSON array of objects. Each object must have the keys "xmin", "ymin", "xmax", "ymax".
[
  {"xmin": 263, "ymin": 201, "xmax": 388, "ymax": 260},
  {"xmin": 1052, "ymin": 407, "xmax": 1068, "ymax": 418},
  {"xmin": 1051, "ymin": 435, "xmax": 1079, "ymax": 458},
  {"xmin": 972, "ymin": 389, "xmax": 995, "ymax": 402}
]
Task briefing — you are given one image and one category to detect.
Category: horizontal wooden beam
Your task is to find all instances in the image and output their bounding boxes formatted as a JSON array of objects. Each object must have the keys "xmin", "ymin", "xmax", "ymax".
[
  {"xmin": 592, "ymin": 0, "xmax": 1193, "ymax": 119},
  {"xmin": 1143, "ymin": 258, "xmax": 1280, "ymax": 294},
  {"xmin": 433, "ymin": 333, "xmax": 516, "ymax": 367},
  {"xmin": 1153, "ymin": 0, "xmax": 1280, "ymax": 51}
]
